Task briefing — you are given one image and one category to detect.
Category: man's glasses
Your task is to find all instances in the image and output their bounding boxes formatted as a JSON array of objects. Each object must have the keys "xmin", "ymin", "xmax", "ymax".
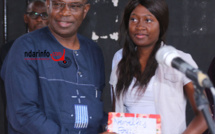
[
  {"xmin": 26, "ymin": 12, "xmax": 48, "ymax": 20},
  {"xmin": 52, "ymin": 1, "xmax": 86, "ymax": 12}
]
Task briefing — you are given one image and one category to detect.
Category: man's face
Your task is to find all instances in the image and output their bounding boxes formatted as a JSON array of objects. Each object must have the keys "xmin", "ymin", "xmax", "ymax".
[
  {"xmin": 46, "ymin": 0, "xmax": 90, "ymax": 38},
  {"xmin": 24, "ymin": 3, "xmax": 49, "ymax": 32}
]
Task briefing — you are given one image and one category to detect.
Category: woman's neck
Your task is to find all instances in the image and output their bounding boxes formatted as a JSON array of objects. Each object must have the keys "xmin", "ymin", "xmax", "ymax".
[{"xmin": 137, "ymin": 45, "xmax": 155, "ymax": 72}]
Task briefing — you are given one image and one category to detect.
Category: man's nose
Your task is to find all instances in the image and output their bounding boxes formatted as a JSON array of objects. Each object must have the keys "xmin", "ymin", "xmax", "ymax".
[
  {"xmin": 36, "ymin": 15, "xmax": 43, "ymax": 22},
  {"xmin": 61, "ymin": 4, "xmax": 72, "ymax": 16}
]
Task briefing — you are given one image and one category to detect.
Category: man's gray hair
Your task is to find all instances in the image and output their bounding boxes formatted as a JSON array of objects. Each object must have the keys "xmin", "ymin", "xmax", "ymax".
[{"xmin": 26, "ymin": 0, "xmax": 46, "ymax": 12}]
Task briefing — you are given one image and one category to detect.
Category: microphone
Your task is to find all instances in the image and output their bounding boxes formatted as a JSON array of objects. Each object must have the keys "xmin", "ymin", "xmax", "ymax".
[{"xmin": 155, "ymin": 45, "xmax": 213, "ymax": 89}]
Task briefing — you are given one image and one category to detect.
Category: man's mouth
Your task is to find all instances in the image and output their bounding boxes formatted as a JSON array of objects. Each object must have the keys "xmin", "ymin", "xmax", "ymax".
[
  {"xmin": 58, "ymin": 21, "xmax": 73, "ymax": 28},
  {"xmin": 35, "ymin": 24, "xmax": 45, "ymax": 29}
]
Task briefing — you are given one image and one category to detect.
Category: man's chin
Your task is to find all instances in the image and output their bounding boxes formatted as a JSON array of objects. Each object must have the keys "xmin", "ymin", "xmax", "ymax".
[{"xmin": 35, "ymin": 25, "xmax": 45, "ymax": 30}]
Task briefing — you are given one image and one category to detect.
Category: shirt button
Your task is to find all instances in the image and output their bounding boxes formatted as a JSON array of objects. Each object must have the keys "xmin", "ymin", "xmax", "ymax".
[
  {"xmin": 74, "ymin": 51, "xmax": 79, "ymax": 56},
  {"xmin": 78, "ymin": 72, "xmax": 83, "ymax": 77}
]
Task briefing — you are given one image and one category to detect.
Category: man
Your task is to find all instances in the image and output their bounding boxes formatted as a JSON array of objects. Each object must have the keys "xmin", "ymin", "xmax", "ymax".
[
  {"xmin": 0, "ymin": 0, "xmax": 48, "ymax": 66},
  {"xmin": 24, "ymin": 0, "xmax": 49, "ymax": 32},
  {"xmin": 0, "ymin": 1, "xmax": 48, "ymax": 134},
  {"xmin": 1, "ymin": 0, "xmax": 108, "ymax": 133}
]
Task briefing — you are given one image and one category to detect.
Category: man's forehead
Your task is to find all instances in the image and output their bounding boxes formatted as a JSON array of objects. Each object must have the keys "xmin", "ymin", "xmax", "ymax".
[
  {"xmin": 28, "ymin": 1, "xmax": 46, "ymax": 11},
  {"xmin": 29, "ymin": 3, "xmax": 47, "ymax": 12}
]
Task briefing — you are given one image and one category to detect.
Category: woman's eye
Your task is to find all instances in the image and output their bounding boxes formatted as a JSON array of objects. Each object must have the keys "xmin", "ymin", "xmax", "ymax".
[
  {"xmin": 130, "ymin": 18, "xmax": 138, "ymax": 22},
  {"xmin": 146, "ymin": 19, "xmax": 152, "ymax": 23}
]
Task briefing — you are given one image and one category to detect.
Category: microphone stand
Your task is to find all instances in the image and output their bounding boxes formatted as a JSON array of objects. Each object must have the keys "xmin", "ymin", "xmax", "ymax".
[{"xmin": 193, "ymin": 82, "xmax": 215, "ymax": 134}]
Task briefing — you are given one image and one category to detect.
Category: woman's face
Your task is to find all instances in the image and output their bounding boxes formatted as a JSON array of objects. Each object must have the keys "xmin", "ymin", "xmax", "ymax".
[{"xmin": 129, "ymin": 4, "xmax": 160, "ymax": 48}]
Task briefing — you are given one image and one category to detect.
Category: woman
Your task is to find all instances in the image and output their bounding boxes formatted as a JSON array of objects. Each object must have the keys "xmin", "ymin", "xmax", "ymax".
[{"xmin": 110, "ymin": 0, "xmax": 207, "ymax": 133}]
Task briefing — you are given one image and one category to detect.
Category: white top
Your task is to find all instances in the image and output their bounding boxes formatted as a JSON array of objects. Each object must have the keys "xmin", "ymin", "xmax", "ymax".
[
  {"xmin": 124, "ymin": 76, "xmax": 156, "ymax": 114},
  {"xmin": 109, "ymin": 47, "xmax": 198, "ymax": 134}
]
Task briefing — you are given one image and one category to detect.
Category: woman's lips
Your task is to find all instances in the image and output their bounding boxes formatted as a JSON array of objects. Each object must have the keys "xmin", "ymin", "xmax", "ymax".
[{"xmin": 135, "ymin": 34, "xmax": 147, "ymax": 39}]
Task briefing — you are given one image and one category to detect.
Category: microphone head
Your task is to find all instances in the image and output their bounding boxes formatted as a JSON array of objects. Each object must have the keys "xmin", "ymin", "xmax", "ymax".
[{"xmin": 156, "ymin": 45, "xmax": 180, "ymax": 67}]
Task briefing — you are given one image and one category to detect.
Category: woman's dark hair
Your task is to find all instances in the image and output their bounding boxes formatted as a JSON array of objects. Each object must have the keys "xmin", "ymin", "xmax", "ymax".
[{"xmin": 116, "ymin": 0, "xmax": 169, "ymax": 98}]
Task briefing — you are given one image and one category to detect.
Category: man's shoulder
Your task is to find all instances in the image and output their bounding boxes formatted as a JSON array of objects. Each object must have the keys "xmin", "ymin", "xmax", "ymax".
[
  {"xmin": 19, "ymin": 27, "xmax": 48, "ymax": 40},
  {"xmin": 14, "ymin": 27, "xmax": 49, "ymax": 46},
  {"xmin": 27, "ymin": 27, "xmax": 49, "ymax": 38}
]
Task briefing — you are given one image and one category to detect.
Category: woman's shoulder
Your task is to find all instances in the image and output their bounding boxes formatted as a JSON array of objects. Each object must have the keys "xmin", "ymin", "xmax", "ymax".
[
  {"xmin": 175, "ymin": 48, "xmax": 198, "ymax": 68},
  {"xmin": 113, "ymin": 49, "xmax": 123, "ymax": 60},
  {"xmin": 112, "ymin": 48, "xmax": 123, "ymax": 69}
]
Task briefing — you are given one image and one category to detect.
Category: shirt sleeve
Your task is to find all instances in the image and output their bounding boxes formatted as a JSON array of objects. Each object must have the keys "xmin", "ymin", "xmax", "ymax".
[
  {"xmin": 111, "ymin": 49, "xmax": 123, "ymax": 69},
  {"xmin": 178, "ymin": 51, "xmax": 198, "ymax": 85},
  {"xmin": 110, "ymin": 49, "xmax": 122, "ymax": 85},
  {"xmin": 109, "ymin": 49, "xmax": 124, "ymax": 111},
  {"xmin": 1, "ymin": 37, "xmax": 65, "ymax": 134}
]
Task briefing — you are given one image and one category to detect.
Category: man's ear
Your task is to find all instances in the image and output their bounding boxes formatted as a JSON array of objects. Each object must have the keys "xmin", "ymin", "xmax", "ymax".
[
  {"xmin": 24, "ymin": 14, "xmax": 28, "ymax": 24},
  {"xmin": 46, "ymin": 0, "xmax": 50, "ymax": 6},
  {"xmin": 46, "ymin": 0, "xmax": 51, "ymax": 14},
  {"xmin": 83, "ymin": 4, "xmax": 90, "ymax": 19}
]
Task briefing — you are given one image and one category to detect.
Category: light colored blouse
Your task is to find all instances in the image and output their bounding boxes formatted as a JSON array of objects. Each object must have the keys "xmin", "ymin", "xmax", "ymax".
[
  {"xmin": 124, "ymin": 76, "xmax": 156, "ymax": 114},
  {"xmin": 110, "ymin": 48, "xmax": 198, "ymax": 134}
]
